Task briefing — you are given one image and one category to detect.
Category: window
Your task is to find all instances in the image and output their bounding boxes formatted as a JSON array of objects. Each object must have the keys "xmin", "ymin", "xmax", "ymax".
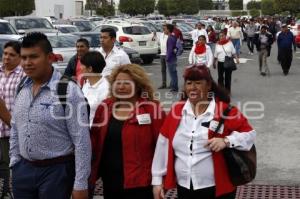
[{"xmin": 122, "ymin": 26, "xmax": 151, "ymax": 35}]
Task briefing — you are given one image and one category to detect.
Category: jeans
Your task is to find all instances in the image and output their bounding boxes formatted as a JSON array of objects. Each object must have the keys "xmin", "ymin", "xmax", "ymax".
[
  {"xmin": 12, "ymin": 158, "xmax": 75, "ymax": 199},
  {"xmin": 167, "ymin": 60, "xmax": 178, "ymax": 91},
  {"xmin": 247, "ymin": 37, "xmax": 255, "ymax": 53},
  {"xmin": 231, "ymin": 39, "xmax": 241, "ymax": 56},
  {"xmin": 160, "ymin": 55, "xmax": 167, "ymax": 86},
  {"xmin": 217, "ymin": 61, "xmax": 232, "ymax": 93}
]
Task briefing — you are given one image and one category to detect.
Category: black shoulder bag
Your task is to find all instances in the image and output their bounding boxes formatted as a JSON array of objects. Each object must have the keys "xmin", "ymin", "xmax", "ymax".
[{"xmin": 221, "ymin": 45, "xmax": 237, "ymax": 71}]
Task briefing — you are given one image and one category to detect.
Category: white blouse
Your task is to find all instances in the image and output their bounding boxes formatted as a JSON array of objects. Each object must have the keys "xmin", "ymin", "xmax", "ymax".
[
  {"xmin": 214, "ymin": 41, "xmax": 236, "ymax": 62},
  {"xmin": 82, "ymin": 77, "xmax": 109, "ymax": 126},
  {"xmin": 188, "ymin": 44, "xmax": 213, "ymax": 67},
  {"xmin": 152, "ymin": 98, "xmax": 256, "ymax": 190}
]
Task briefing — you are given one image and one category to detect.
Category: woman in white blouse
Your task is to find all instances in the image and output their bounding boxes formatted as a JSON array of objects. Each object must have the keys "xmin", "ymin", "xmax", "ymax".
[
  {"xmin": 188, "ymin": 35, "xmax": 213, "ymax": 68},
  {"xmin": 152, "ymin": 64, "xmax": 256, "ymax": 199},
  {"xmin": 213, "ymin": 31, "xmax": 239, "ymax": 93},
  {"xmin": 80, "ymin": 51, "xmax": 109, "ymax": 126}
]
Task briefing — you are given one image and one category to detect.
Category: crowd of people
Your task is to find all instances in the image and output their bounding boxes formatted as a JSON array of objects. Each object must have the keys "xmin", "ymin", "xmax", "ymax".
[{"xmin": 0, "ymin": 15, "xmax": 296, "ymax": 199}]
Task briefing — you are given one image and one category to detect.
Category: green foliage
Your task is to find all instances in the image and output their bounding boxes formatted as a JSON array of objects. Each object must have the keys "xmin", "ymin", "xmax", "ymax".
[
  {"xmin": 247, "ymin": 1, "xmax": 261, "ymax": 10},
  {"xmin": 229, "ymin": 0, "xmax": 243, "ymax": 10},
  {"xmin": 199, "ymin": 0, "xmax": 213, "ymax": 10},
  {"xmin": 261, "ymin": 0, "xmax": 276, "ymax": 16},
  {"xmin": 249, "ymin": 9, "xmax": 260, "ymax": 17},
  {"xmin": 96, "ymin": 4, "xmax": 115, "ymax": 16},
  {"xmin": 231, "ymin": 10, "xmax": 248, "ymax": 17},
  {"xmin": 180, "ymin": 0, "xmax": 199, "ymax": 15},
  {"xmin": 156, "ymin": 0, "xmax": 169, "ymax": 16},
  {"xmin": 274, "ymin": 0, "xmax": 300, "ymax": 16},
  {"xmin": 119, "ymin": 0, "xmax": 155, "ymax": 16},
  {"xmin": 0, "ymin": 0, "xmax": 35, "ymax": 17}
]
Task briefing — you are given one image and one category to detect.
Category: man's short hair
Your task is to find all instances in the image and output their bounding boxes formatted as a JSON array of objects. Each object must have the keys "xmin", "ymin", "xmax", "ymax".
[
  {"xmin": 80, "ymin": 51, "xmax": 106, "ymax": 73},
  {"xmin": 76, "ymin": 38, "xmax": 90, "ymax": 48},
  {"xmin": 21, "ymin": 32, "xmax": 52, "ymax": 54},
  {"xmin": 166, "ymin": 24, "xmax": 174, "ymax": 33},
  {"xmin": 4, "ymin": 41, "xmax": 21, "ymax": 54},
  {"xmin": 101, "ymin": 28, "xmax": 116, "ymax": 38}
]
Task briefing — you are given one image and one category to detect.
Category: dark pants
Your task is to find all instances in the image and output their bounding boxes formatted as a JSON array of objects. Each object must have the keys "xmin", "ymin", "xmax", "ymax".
[
  {"xmin": 279, "ymin": 48, "xmax": 293, "ymax": 75},
  {"xmin": 160, "ymin": 55, "xmax": 167, "ymax": 87},
  {"xmin": 167, "ymin": 60, "xmax": 178, "ymax": 91},
  {"xmin": 247, "ymin": 37, "xmax": 255, "ymax": 53},
  {"xmin": 12, "ymin": 158, "xmax": 75, "ymax": 199},
  {"xmin": 103, "ymin": 185, "xmax": 153, "ymax": 199},
  {"xmin": 0, "ymin": 138, "xmax": 10, "ymax": 195},
  {"xmin": 177, "ymin": 184, "xmax": 236, "ymax": 199},
  {"xmin": 217, "ymin": 62, "xmax": 232, "ymax": 93}
]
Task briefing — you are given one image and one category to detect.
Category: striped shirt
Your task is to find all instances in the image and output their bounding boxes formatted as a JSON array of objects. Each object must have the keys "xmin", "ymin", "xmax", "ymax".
[{"xmin": 0, "ymin": 65, "xmax": 24, "ymax": 137}]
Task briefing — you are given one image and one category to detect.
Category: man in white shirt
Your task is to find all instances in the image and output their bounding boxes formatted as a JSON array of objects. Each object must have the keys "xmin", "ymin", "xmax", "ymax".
[
  {"xmin": 99, "ymin": 28, "xmax": 131, "ymax": 77},
  {"xmin": 191, "ymin": 22, "xmax": 209, "ymax": 45},
  {"xmin": 158, "ymin": 24, "xmax": 169, "ymax": 89}
]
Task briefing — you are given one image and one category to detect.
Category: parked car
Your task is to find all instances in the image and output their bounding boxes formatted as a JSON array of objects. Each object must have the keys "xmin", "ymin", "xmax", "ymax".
[
  {"xmin": 55, "ymin": 24, "xmax": 80, "ymax": 33},
  {"xmin": 0, "ymin": 19, "xmax": 19, "ymax": 35},
  {"xmin": 71, "ymin": 32, "xmax": 142, "ymax": 64},
  {"xmin": 68, "ymin": 19, "xmax": 96, "ymax": 32},
  {"xmin": 45, "ymin": 33, "xmax": 80, "ymax": 73},
  {"xmin": 176, "ymin": 22, "xmax": 194, "ymax": 49},
  {"xmin": 4, "ymin": 16, "xmax": 57, "ymax": 34},
  {"xmin": 93, "ymin": 21, "xmax": 158, "ymax": 64}
]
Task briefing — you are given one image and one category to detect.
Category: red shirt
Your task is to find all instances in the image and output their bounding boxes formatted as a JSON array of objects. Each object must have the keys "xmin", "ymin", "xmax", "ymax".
[
  {"xmin": 173, "ymin": 27, "xmax": 183, "ymax": 41},
  {"xmin": 75, "ymin": 58, "xmax": 84, "ymax": 86},
  {"xmin": 160, "ymin": 99, "xmax": 253, "ymax": 197},
  {"xmin": 90, "ymin": 98, "xmax": 166, "ymax": 188}
]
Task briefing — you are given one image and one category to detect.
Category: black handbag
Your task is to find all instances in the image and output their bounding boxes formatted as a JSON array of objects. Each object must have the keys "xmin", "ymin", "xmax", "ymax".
[
  {"xmin": 222, "ymin": 45, "xmax": 237, "ymax": 71},
  {"xmin": 214, "ymin": 105, "xmax": 256, "ymax": 186}
]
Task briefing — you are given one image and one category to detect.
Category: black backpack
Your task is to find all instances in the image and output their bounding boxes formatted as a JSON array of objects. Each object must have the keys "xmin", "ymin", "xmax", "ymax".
[{"xmin": 16, "ymin": 75, "xmax": 90, "ymax": 117}]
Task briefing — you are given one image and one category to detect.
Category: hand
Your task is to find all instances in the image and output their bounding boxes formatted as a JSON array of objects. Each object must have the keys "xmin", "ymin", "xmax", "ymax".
[
  {"xmin": 72, "ymin": 190, "xmax": 88, "ymax": 199},
  {"xmin": 205, "ymin": 138, "xmax": 227, "ymax": 152},
  {"xmin": 236, "ymin": 59, "xmax": 240, "ymax": 64},
  {"xmin": 213, "ymin": 63, "xmax": 217, "ymax": 69},
  {"xmin": 153, "ymin": 185, "xmax": 165, "ymax": 199}
]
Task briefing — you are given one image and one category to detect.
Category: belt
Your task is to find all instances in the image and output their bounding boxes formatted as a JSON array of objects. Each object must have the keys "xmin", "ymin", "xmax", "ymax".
[{"xmin": 22, "ymin": 154, "xmax": 74, "ymax": 167}]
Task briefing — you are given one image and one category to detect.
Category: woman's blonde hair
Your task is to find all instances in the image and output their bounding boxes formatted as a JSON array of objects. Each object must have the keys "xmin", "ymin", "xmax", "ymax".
[{"xmin": 108, "ymin": 64, "xmax": 155, "ymax": 100}]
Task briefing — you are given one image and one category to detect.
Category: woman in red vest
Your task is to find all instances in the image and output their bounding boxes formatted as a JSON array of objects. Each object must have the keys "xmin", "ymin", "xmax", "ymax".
[
  {"xmin": 90, "ymin": 64, "xmax": 166, "ymax": 199},
  {"xmin": 152, "ymin": 64, "xmax": 256, "ymax": 199}
]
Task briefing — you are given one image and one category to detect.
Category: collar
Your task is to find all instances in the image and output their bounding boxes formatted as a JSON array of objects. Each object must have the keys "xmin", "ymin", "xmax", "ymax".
[
  {"xmin": 23, "ymin": 68, "xmax": 61, "ymax": 91},
  {"xmin": 0, "ymin": 65, "xmax": 23, "ymax": 74},
  {"xmin": 100, "ymin": 45, "xmax": 118, "ymax": 55},
  {"xmin": 182, "ymin": 97, "xmax": 216, "ymax": 118},
  {"xmin": 85, "ymin": 77, "xmax": 106, "ymax": 88}
]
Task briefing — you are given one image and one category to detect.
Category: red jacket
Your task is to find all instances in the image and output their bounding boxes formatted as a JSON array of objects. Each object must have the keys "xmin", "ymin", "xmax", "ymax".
[
  {"xmin": 90, "ymin": 98, "xmax": 166, "ymax": 188},
  {"xmin": 173, "ymin": 27, "xmax": 183, "ymax": 41},
  {"xmin": 160, "ymin": 99, "xmax": 253, "ymax": 197}
]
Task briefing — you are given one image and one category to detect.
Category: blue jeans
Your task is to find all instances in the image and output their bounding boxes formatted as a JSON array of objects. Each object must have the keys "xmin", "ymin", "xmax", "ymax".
[
  {"xmin": 231, "ymin": 39, "xmax": 241, "ymax": 56},
  {"xmin": 12, "ymin": 158, "xmax": 75, "ymax": 199},
  {"xmin": 167, "ymin": 60, "xmax": 178, "ymax": 91}
]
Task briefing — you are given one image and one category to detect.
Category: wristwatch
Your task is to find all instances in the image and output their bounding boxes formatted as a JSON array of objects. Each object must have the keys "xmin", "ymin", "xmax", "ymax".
[{"xmin": 223, "ymin": 137, "xmax": 230, "ymax": 148}]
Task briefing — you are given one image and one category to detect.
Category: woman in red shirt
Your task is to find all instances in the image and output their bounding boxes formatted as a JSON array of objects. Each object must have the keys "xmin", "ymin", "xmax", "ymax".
[{"xmin": 90, "ymin": 64, "xmax": 166, "ymax": 199}]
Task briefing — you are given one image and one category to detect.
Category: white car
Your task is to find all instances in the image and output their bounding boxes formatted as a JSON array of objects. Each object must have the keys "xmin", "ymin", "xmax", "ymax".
[
  {"xmin": 0, "ymin": 19, "xmax": 19, "ymax": 35},
  {"xmin": 93, "ymin": 21, "xmax": 158, "ymax": 64},
  {"xmin": 55, "ymin": 24, "xmax": 80, "ymax": 33}
]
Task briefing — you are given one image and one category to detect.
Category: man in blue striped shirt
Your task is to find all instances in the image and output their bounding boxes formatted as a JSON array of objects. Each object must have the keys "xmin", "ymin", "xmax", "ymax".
[{"xmin": 9, "ymin": 32, "xmax": 91, "ymax": 199}]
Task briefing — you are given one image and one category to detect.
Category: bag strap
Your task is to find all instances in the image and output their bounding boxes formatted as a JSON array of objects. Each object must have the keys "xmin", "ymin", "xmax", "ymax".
[
  {"xmin": 15, "ymin": 76, "xmax": 28, "ymax": 96},
  {"xmin": 221, "ymin": 45, "xmax": 230, "ymax": 57},
  {"xmin": 214, "ymin": 105, "xmax": 233, "ymax": 136}
]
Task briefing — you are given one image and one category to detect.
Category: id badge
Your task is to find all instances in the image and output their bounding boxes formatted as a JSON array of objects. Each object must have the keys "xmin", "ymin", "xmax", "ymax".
[{"xmin": 136, "ymin": 114, "xmax": 151, "ymax": 125}]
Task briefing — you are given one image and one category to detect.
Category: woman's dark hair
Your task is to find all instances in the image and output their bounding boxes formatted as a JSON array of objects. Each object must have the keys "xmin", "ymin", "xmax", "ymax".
[
  {"xmin": 21, "ymin": 32, "xmax": 52, "ymax": 54},
  {"xmin": 80, "ymin": 51, "xmax": 106, "ymax": 73},
  {"xmin": 207, "ymin": 25, "xmax": 214, "ymax": 31},
  {"xmin": 166, "ymin": 24, "xmax": 174, "ymax": 33},
  {"xmin": 182, "ymin": 64, "xmax": 230, "ymax": 103},
  {"xmin": 4, "ymin": 41, "xmax": 21, "ymax": 54},
  {"xmin": 198, "ymin": 35, "xmax": 207, "ymax": 42}
]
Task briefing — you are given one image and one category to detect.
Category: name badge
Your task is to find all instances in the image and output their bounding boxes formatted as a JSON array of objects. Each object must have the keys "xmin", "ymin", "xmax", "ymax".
[
  {"xmin": 209, "ymin": 120, "xmax": 224, "ymax": 134},
  {"xmin": 136, "ymin": 114, "xmax": 151, "ymax": 125}
]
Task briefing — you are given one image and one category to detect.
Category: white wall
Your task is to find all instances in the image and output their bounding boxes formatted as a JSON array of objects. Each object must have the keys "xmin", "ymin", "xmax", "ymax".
[{"xmin": 34, "ymin": 0, "xmax": 76, "ymax": 19}]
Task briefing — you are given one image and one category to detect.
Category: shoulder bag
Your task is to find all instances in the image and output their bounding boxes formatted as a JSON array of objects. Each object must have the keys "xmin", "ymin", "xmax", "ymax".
[{"xmin": 221, "ymin": 45, "xmax": 237, "ymax": 71}]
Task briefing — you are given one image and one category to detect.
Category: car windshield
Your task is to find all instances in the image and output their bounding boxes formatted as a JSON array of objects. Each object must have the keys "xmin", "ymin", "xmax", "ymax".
[
  {"xmin": 142, "ymin": 22, "xmax": 158, "ymax": 32},
  {"xmin": 122, "ymin": 26, "xmax": 151, "ymax": 35},
  {"xmin": 74, "ymin": 21, "xmax": 95, "ymax": 31},
  {"xmin": 58, "ymin": 26, "xmax": 79, "ymax": 33},
  {"xmin": 15, "ymin": 18, "xmax": 54, "ymax": 30},
  {"xmin": 0, "ymin": 23, "xmax": 18, "ymax": 34},
  {"xmin": 47, "ymin": 35, "xmax": 79, "ymax": 48}
]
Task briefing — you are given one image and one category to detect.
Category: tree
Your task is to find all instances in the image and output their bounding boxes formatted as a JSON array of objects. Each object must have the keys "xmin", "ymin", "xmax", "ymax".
[
  {"xmin": 247, "ymin": 1, "xmax": 261, "ymax": 10},
  {"xmin": 96, "ymin": 4, "xmax": 115, "ymax": 16},
  {"xmin": 229, "ymin": 0, "xmax": 243, "ymax": 10},
  {"xmin": 156, "ymin": 0, "xmax": 169, "ymax": 16},
  {"xmin": 274, "ymin": 0, "xmax": 300, "ymax": 16},
  {"xmin": 0, "ymin": 0, "xmax": 35, "ymax": 17},
  {"xmin": 199, "ymin": 0, "xmax": 213, "ymax": 10},
  {"xmin": 119, "ymin": 0, "xmax": 155, "ymax": 16},
  {"xmin": 249, "ymin": 9, "xmax": 260, "ymax": 17},
  {"xmin": 261, "ymin": 0, "xmax": 276, "ymax": 15},
  {"xmin": 180, "ymin": 0, "xmax": 199, "ymax": 15}
]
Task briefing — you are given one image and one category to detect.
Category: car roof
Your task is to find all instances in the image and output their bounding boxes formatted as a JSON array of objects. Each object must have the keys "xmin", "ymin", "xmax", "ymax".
[
  {"xmin": 55, "ymin": 24, "xmax": 77, "ymax": 27},
  {"xmin": 0, "ymin": 34, "xmax": 21, "ymax": 40},
  {"xmin": 4, "ymin": 16, "xmax": 48, "ymax": 19},
  {"xmin": 0, "ymin": 19, "xmax": 9, "ymax": 23},
  {"xmin": 72, "ymin": 32, "xmax": 99, "ymax": 35}
]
